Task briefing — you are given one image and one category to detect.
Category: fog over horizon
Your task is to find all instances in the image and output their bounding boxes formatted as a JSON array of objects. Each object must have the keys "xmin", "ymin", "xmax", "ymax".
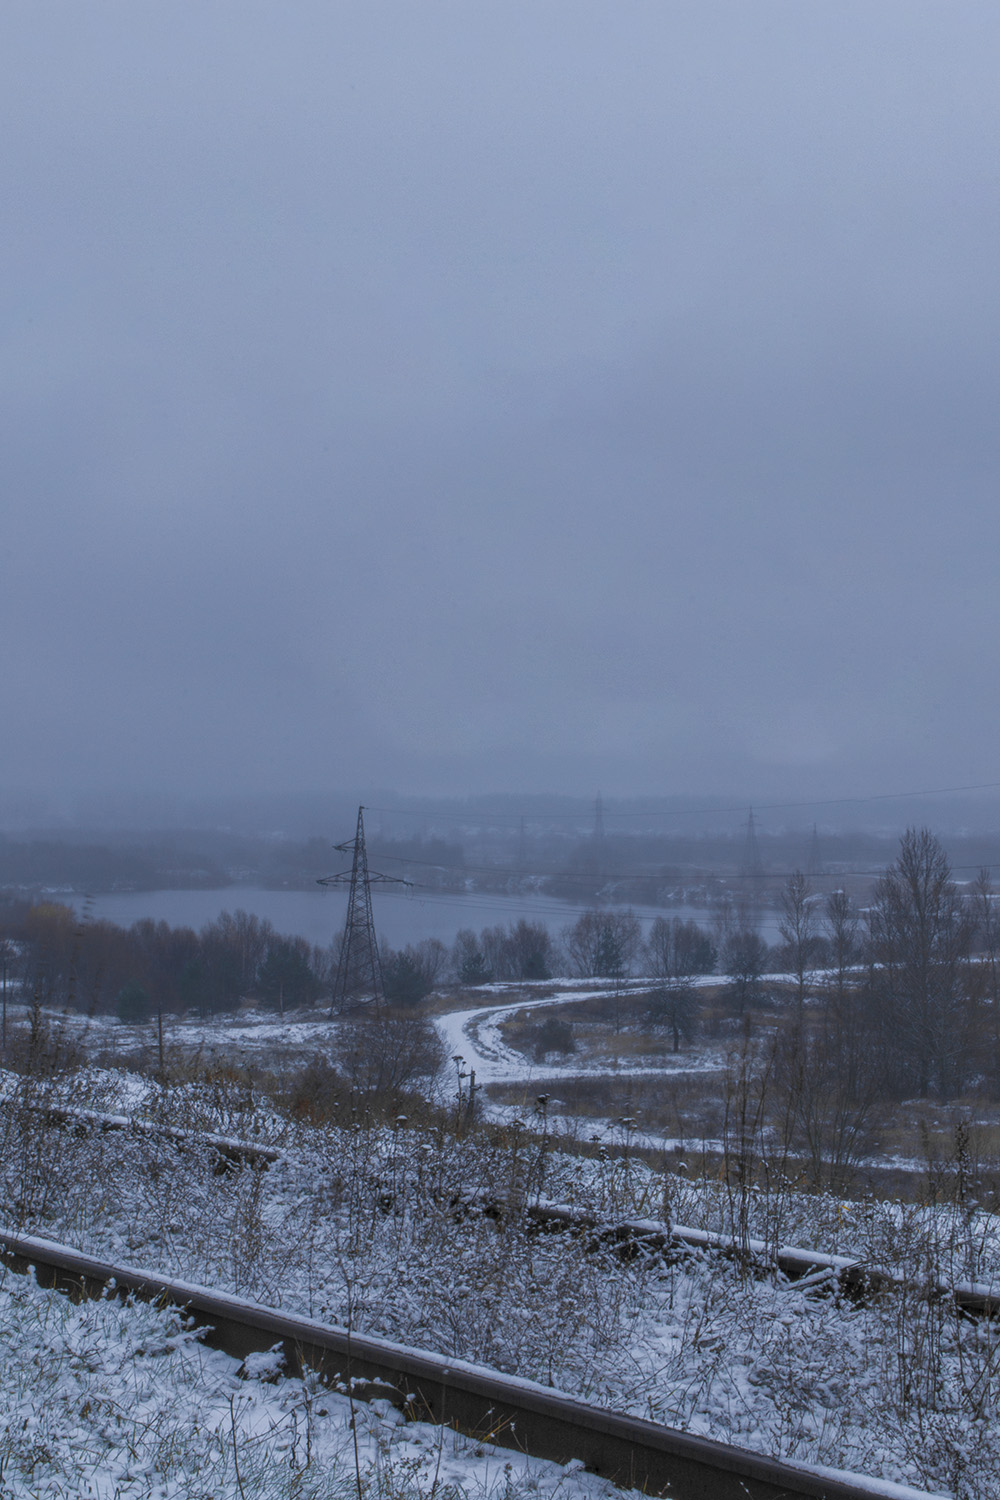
[{"xmin": 3, "ymin": 4, "xmax": 999, "ymax": 812}]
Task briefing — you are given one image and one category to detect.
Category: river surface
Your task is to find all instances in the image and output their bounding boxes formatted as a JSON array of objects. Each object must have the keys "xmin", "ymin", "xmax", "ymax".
[{"xmin": 70, "ymin": 887, "xmax": 783, "ymax": 950}]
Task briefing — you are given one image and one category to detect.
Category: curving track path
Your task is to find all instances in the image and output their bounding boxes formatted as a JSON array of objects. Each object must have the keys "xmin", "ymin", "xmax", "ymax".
[{"xmin": 433, "ymin": 978, "xmax": 726, "ymax": 1097}]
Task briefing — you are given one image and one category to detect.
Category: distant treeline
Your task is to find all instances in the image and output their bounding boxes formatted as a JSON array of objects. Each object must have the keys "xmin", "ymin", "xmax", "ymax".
[
  {"xmin": 7, "ymin": 821, "xmax": 1000, "ymax": 908},
  {"xmin": 0, "ymin": 898, "xmax": 724, "ymax": 1022},
  {"xmin": 6, "ymin": 826, "xmax": 1000, "ymax": 1108},
  {"xmin": 0, "ymin": 837, "xmax": 227, "ymax": 892},
  {"xmin": 0, "ymin": 903, "xmax": 331, "ymax": 1021},
  {"xmin": 0, "ymin": 833, "xmax": 464, "ymax": 895},
  {"xmin": 0, "ymin": 888, "xmax": 904, "ymax": 1024}
]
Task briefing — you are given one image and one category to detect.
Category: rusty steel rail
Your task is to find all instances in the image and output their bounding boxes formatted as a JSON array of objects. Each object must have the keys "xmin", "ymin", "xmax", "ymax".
[
  {"xmin": 26, "ymin": 1102, "xmax": 282, "ymax": 1168},
  {"xmin": 0, "ymin": 1228, "xmax": 934, "ymax": 1500},
  {"xmin": 524, "ymin": 1202, "xmax": 882, "ymax": 1287},
  {"xmin": 517, "ymin": 1202, "xmax": 1000, "ymax": 1318},
  {"xmin": 21, "ymin": 1099, "xmax": 999, "ymax": 1318}
]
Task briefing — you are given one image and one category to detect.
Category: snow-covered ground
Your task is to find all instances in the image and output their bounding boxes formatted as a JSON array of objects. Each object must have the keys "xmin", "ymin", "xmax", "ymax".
[
  {"xmin": 437, "ymin": 985, "xmax": 616, "ymax": 1085},
  {"xmin": 4, "ymin": 1064, "xmax": 999, "ymax": 1496},
  {"xmin": 434, "ymin": 980, "xmax": 725, "ymax": 1088},
  {"xmin": 0, "ymin": 1267, "xmax": 649, "ymax": 1500},
  {"xmin": 9, "ymin": 985, "xmax": 1000, "ymax": 1493},
  {"xmin": 433, "ymin": 981, "xmax": 728, "ymax": 1151},
  {"xmin": 49, "ymin": 1005, "xmax": 345, "ymax": 1055}
]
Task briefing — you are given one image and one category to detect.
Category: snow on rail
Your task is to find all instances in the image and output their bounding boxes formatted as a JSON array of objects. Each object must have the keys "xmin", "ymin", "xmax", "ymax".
[{"xmin": 0, "ymin": 1228, "xmax": 948, "ymax": 1500}]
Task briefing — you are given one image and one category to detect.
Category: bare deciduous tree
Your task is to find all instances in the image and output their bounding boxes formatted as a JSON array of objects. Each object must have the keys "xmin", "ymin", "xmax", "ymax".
[
  {"xmin": 778, "ymin": 870, "xmax": 817, "ymax": 1018},
  {"xmin": 648, "ymin": 982, "xmax": 699, "ymax": 1052},
  {"xmin": 644, "ymin": 916, "xmax": 714, "ymax": 1052},
  {"xmin": 644, "ymin": 916, "xmax": 716, "ymax": 980},
  {"xmin": 824, "ymin": 889, "xmax": 859, "ymax": 1006},
  {"xmin": 867, "ymin": 829, "xmax": 976, "ymax": 1099},
  {"xmin": 721, "ymin": 928, "xmax": 768, "ymax": 1015},
  {"xmin": 563, "ymin": 909, "xmax": 641, "ymax": 979}
]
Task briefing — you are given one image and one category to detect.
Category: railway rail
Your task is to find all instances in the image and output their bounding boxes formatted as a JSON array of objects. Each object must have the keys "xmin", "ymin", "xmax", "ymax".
[
  {"xmin": 524, "ymin": 1202, "xmax": 1000, "ymax": 1318},
  {"xmin": 20, "ymin": 1099, "xmax": 1000, "ymax": 1316},
  {"xmin": 0, "ymin": 1228, "xmax": 934, "ymax": 1500},
  {"xmin": 26, "ymin": 1101, "xmax": 283, "ymax": 1167}
]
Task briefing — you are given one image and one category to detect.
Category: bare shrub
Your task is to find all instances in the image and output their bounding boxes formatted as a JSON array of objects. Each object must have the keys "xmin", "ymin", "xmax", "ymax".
[{"xmin": 338, "ymin": 1007, "xmax": 445, "ymax": 1104}]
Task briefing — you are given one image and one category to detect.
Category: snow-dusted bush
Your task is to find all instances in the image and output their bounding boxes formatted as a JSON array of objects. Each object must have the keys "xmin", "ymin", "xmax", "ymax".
[
  {"xmin": 0, "ymin": 1271, "xmax": 637, "ymax": 1500},
  {"xmin": 4, "ymin": 1051, "xmax": 1000, "ymax": 1495}
]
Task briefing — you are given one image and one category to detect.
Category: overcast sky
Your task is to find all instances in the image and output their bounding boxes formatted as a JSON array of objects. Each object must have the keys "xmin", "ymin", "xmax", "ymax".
[{"xmin": 3, "ymin": 2, "xmax": 999, "ymax": 807}]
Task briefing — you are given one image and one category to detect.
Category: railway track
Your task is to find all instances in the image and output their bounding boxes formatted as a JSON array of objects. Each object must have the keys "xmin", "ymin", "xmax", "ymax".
[
  {"xmin": 0, "ymin": 1228, "xmax": 934, "ymax": 1500},
  {"xmin": 21, "ymin": 1099, "xmax": 1000, "ymax": 1316},
  {"xmin": 479, "ymin": 1199, "xmax": 1000, "ymax": 1319},
  {"xmin": 26, "ymin": 1101, "xmax": 282, "ymax": 1168}
]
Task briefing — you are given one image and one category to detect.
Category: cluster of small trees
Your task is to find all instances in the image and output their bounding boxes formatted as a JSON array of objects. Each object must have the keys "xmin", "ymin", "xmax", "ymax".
[
  {"xmin": 448, "ymin": 909, "xmax": 717, "ymax": 1050},
  {"xmin": 451, "ymin": 920, "xmax": 555, "ymax": 986},
  {"xmin": 449, "ymin": 910, "xmax": 716, "ymax": 990},
  {"xmin": 6, "ymin": 829, "xmax": 998, "ymax": 1103},
  {"xmin": 738, "ymin": 830, "xmax": 1000, "ymax": 1107},
  {"xmin": 450, "ymin": 833, "xmax": 1000, "ymax": 1099},
  {"xmin": 861, "ymin": 830, "xmax": 997, "ymax": 1100},
  {"xmin": 0, "ymin": 904, "xmax": 328, "ymax": 1022},
  {"xmin": 380, "ymin": 938, "xmax": 448, "ymax": 1007}
]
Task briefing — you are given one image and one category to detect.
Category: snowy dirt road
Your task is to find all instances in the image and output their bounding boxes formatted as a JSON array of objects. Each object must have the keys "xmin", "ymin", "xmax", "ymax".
[{"xmin": 433, "ymin": 979, "xmax": 726, "ymax": 1096}]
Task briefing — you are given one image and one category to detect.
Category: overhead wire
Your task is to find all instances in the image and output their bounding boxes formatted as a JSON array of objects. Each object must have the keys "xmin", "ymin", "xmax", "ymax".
[
  {"xmin": 323, "ymin": 869, "xmax": 1000, "ymax": 930},
  {"xmin": 366, "ymin": 777, "xmax": 1000, "ymax": 826},
  {"xmin": 312, "ymin": 780, "xmax": 1000, "ymax": 932},
  {"xmin": 358, "ymin": 849, "xmax": 1000, "ymax": 886}
]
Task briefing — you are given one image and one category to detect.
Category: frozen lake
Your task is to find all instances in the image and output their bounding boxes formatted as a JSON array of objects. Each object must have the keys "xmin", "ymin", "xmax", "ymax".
[{"xmin": 70, "ymin": 886, "xmax": 782, "ymax": 951}]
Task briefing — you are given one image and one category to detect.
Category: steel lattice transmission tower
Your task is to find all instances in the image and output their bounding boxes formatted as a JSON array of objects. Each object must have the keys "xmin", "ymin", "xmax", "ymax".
[
  {"xmin": 318, "ymin": 806, "xmax": 409, "ymax": 1015},
  {"xmin": 739, "ymin": 807, "xmax": 766, "ymax": 916},
  {"xmin": 592, "ymin": 791, "xmax": 607, "ymax": 880},
  {"xmin": 806, "ymin": 823, "xmax": 824, "ymax": 878},
  {"xmin": 740, "ymin": 807, "xmax": 764, "ymax": 881}
]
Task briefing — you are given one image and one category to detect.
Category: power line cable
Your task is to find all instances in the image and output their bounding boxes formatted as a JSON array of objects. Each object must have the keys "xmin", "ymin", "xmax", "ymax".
[
  {"xmin": 367, "ymin": 778, "xmax": 1000, "ymax": 826},
  {"xmin": 350, "ymin": 848, "xmax": 1000, "ymax": 885},
  {"xmin": 321, "ymin": 867, "xmax": 1000, "ymax": 932}
]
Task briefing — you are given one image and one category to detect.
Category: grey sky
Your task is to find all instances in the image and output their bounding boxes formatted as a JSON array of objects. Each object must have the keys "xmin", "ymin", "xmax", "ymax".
[{"xmin": 3, "ymin": 2, "xmax": 999, "ymax": 804}]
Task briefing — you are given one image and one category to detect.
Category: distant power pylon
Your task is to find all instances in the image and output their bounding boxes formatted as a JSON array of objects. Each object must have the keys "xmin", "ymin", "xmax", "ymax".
[
  {"xmin": 806, "ymin": 823, "xmax": 824, "ymax": 878},
  {"xmin": 739, "ymin": 808, "xmax": 765, "ymax": 917},
  {"xmin": 741, "ymin": 809, "xmax": 764, "ymax": 880},
  {"xmin": 317, "ymin": 805, "xmax": 410, "ymax": 1014},
  {"xmin": 593, "ymin": 792, "xmax": 606, "ymax": 879}
]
